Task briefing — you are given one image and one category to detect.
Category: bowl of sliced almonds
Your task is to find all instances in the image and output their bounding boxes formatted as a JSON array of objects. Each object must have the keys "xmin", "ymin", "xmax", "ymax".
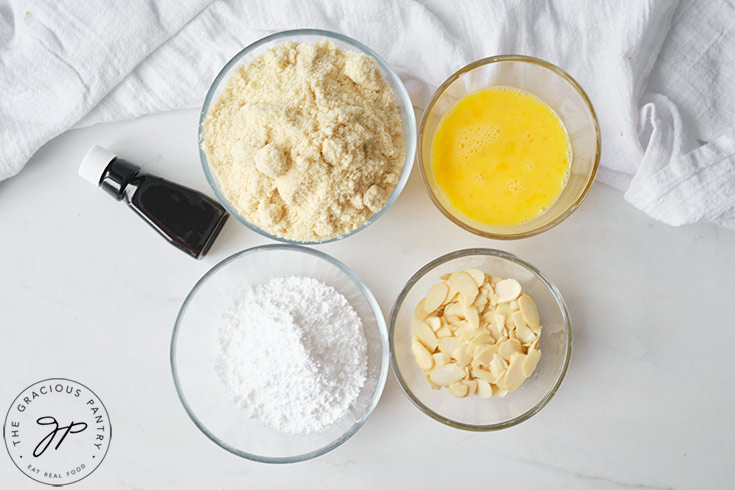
[{"xmin": 389, "ymin": 248, "xmax": 571, "ymax": 430}]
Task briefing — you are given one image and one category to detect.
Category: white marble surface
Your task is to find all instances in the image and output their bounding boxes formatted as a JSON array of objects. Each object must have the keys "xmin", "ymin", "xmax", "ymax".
[{"xmin": 1, "ymin": 108, "xmax": 734, "ymax": 489}]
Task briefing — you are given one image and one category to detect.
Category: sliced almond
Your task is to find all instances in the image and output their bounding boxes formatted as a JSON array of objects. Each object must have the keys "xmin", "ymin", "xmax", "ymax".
[
  {"xmin": 496, "ymin": 303, "xmax": 511, "ymax": 316},
  {"xmin": 475, "ymin": 343, "xmax": 498, "ymax": 359},
  {"xmin": 489, "ymin": 354, "xmax": 508, "ymax": 379},
  {"xmin": 527, "ymin": 336, "xmax": 539, "ymax": 351},
  {"xmin": 444, "ymin": 315, "xmax": 461, "ymax": 325},
  {"xmin": 417, "ymin": 271, "xmax": 542, "ymax": 396},
  {"xmin": 476, "ymin": 379, "xmax": 492, "ymax": 398},
  {"xmin": 455, "ymin": 321, "xmax": 476, "ymax": 342},
  {"xmin": 453, "ymin": 345, "xmax": 472, "ymax": 367},
  {"xmin": 520, "ymin": 334, "xmax": 537, "ymax": 348},
  {"xmin": 515, "ymin": 324, "xmax": 536, "ymax": 344},
  {"xmin": 519, "ymin": 294, "xmax": 540, "ymax": 329},
  {"xmin": 523, "ymin": 349, "xmax": 542, "ymax": 377},
  {"xmin": 438, "ymin": 336, "xmax": 463, "ymax": 355},
  {"xmin": 469, "ymin": 333, "xmax": 494, "ymax": 349},
  {"xmin": 425, "ymin": 282, "xmax": 449, "ymax": 314},
  {"xmin": 489, "ymin": 324, "xmax": 503, "ymax": 342},
  {"xmin": 448, "ymin": 272, "xmax": 479, "ymax": 305},
  {"xmin": 482, "ymin": 301, "xmax": 494, "ymax": 315},
  {"xmin": 473, "ymin": 345, "xmax": 496, "ymax": 365},
  {"xmin": 462, "ymin": 379, "xmax": 478, "ymax": 396},
  {"xmin": 433, "ymin": 351, "xmax": 451, "ymax": 366},
  {"xmin": 444, "ymin": 302, "xmax": 465, "ymax": 318},
  {"xmin": 448, "ymin": 381, "xmax": 469, "ymax": 398},
  {"xmin": 471, "ymin": 366, "xmax": 497, "ymax": 384},
  {"xmin": 464, "ymin": 305, "xmax": 480, "ymax": 330},
  {"xmin": 451, "ymin": 319, "xmax": 469, "ymax": 330},
  {"xmin": 491, "ymin": 384, "xmax": 508, "ymax": 397},
  {"xmin": 511, "ymin": 310, "xmax": 526, "ymax": 331},
  {"xmin": 411, "ymin": 341, "xmax": 434, "ymax": 370},
  {"xmin": 426, "ymin": 316, "xmax": 441, "ymax": 332},
  {"xmin": 411, "ymin": 318, "xmax": 438, "ymax": 351},
  {"xmin": 444, "ymin": 284, "xmax": 459, "ymax": 305},
  {"xmin": 473, "ymin": 294, "xmax": 488, "ymax": 309},
  {"xmin": 410, "ymin": 317, "xmax": 426, "ymax": 332},
  {"xmin": 425, "ymin": 374, "xmax": 441, "ymax": 390},
  {"xmin": 464, "ymin": 269, "xmax": 486, "ymax": 287},
  {"xmin": 493, "ymin": 313, "xmax": 506, "ymax": 329},
  {"xmin": 429, "ymin": 364, "xmax": 466, "ymax": 386},
  {"xmin": 414, "ymin": 298, "xmax": 428, "ymax": 319},
  {"xmin": 498, "ymin": 338, "xmax": 522, "ymax": 361},
  {"xmin": 504, "ymin": 353, "xmax": 528, "ymax": 392},
  {"xmin": 495, "ymin": 278, "xmax": 521, "ymax": 303}
]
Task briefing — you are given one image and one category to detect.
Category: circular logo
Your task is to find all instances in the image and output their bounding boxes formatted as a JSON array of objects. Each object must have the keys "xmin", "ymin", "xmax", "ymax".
[{"xmin": 3, "ymin": 378, "xmax": 111, "ymax": 486}]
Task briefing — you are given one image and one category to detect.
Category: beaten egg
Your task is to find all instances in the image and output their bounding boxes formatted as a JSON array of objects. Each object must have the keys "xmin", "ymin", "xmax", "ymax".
[{"xmin": 432, "ymin": 87, "xmax": 571, "ymax": 227}]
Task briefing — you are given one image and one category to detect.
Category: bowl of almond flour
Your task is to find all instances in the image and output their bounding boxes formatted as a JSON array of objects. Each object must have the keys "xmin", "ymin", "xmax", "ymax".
[
  {"xmin": 170, "ymin": 244, "xmax": 389, "ymax": 463},
  {"xmin": 199, "ymin": 29, "xmax": 416, "ymax": 243}
]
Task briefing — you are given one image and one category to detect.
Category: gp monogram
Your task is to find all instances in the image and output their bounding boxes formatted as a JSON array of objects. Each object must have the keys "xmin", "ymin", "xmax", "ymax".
[{"xmin": 3, "ymin": 378, "xmax": 111, "ymax": 486}]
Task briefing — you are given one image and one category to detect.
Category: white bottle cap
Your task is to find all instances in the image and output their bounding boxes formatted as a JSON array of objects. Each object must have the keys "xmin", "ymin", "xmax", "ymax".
[{"xmin": 79, "ymin": 146, "xmax": 118, "ymax": 185}]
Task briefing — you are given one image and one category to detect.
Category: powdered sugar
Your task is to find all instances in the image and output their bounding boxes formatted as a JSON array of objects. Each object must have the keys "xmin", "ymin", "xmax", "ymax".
[{"xmin": 215, "ymin": 276, "xmax": 368, "ymax": 434}]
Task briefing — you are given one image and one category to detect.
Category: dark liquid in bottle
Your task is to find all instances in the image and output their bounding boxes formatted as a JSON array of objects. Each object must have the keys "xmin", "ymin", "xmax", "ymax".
[
  {"xmin": 100, "ymin": 158, "xmax": 228, "ymax": 259},
  {"xmin": 130, "ymin": 176, "xmax": 228, "ymax": 258}
]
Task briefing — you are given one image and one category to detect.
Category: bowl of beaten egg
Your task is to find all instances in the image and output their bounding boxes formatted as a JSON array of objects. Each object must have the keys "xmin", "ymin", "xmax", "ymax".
[{"xmin": 419, "ymin": 55, "xmax": 600, "ymax": 239}]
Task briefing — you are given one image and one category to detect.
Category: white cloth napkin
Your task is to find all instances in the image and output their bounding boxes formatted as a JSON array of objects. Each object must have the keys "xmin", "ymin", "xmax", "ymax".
[{"xmin": 1, "ymin": 0, "xmax": 733, "ymax": 229}]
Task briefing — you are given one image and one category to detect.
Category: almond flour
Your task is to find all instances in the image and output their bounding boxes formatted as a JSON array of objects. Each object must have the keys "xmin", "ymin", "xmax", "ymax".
[{"xmin": 202, "ymin": 41, "xmax": 405, "ymax": 241}]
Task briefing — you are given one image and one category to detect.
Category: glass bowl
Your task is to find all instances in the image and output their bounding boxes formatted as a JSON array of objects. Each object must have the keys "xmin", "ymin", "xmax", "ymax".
[
  {"xmin": 171, "ymin": 244, "xmax": 389, "ymax": 463},
  {"xmin": 419, "ymin": 55, "xmax": 601, "ymax": 239},
  {"xmin": 198, "ymin": 29, "xmax": 417, "ymax": 244},
  {"xmin": 389, "ymin": 248, "xmax": 571, "ymax": 430}
]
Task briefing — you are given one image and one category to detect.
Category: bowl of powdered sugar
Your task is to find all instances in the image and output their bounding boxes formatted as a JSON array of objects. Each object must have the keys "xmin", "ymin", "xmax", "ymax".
[
  {"xmin": 199, "ymin": 29, "xmax": 416, "ymax": 244},
  {"xmin": 171, "ymin": 244, "xmax": 389, "ymax": 463}
]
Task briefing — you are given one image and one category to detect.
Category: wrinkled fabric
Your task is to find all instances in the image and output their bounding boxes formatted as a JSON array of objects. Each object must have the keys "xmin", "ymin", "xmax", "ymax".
[{"xmin": 0, "ymin": 0, "xmax": 733, "ymax": 228}]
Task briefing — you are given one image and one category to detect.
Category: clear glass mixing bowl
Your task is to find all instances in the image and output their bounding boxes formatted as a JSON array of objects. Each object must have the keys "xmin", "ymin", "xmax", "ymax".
[
  {"xmin": 198, "ymin": 29, "xmax": 417, "ymax": 244},
  {"xmin": 171, "ymin": 244, "xmax": 389, "ymax": 462},
  {"xmin": 419, "ymin": 55, "xmax": 601, "ymax": 239},
  {"xmin": 390, "ymin": 248, "xmax": 572, "ymax": 430}
]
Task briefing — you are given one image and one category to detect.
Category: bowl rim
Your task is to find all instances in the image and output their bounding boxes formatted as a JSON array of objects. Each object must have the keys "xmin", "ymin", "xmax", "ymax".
[
  {"xmin": 170, "ymin": 243, "xmax": 390, "ymax": 463},
  {"xmin": 197, "ymin": 28, "xmax": 417, "ymax": 245},
  {"xmin": 388, "ymin": 248, "xmax": 572, "ymax": 431},
  {"xmin": 418, "ymin": 54, "xmax": 601, "ymax": 239}
]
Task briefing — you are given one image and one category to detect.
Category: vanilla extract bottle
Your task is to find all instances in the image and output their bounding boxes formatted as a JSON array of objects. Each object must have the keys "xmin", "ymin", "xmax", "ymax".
[{"xmin": 79, "ymin": 146, "xmax": 228, "ymax": 258}]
